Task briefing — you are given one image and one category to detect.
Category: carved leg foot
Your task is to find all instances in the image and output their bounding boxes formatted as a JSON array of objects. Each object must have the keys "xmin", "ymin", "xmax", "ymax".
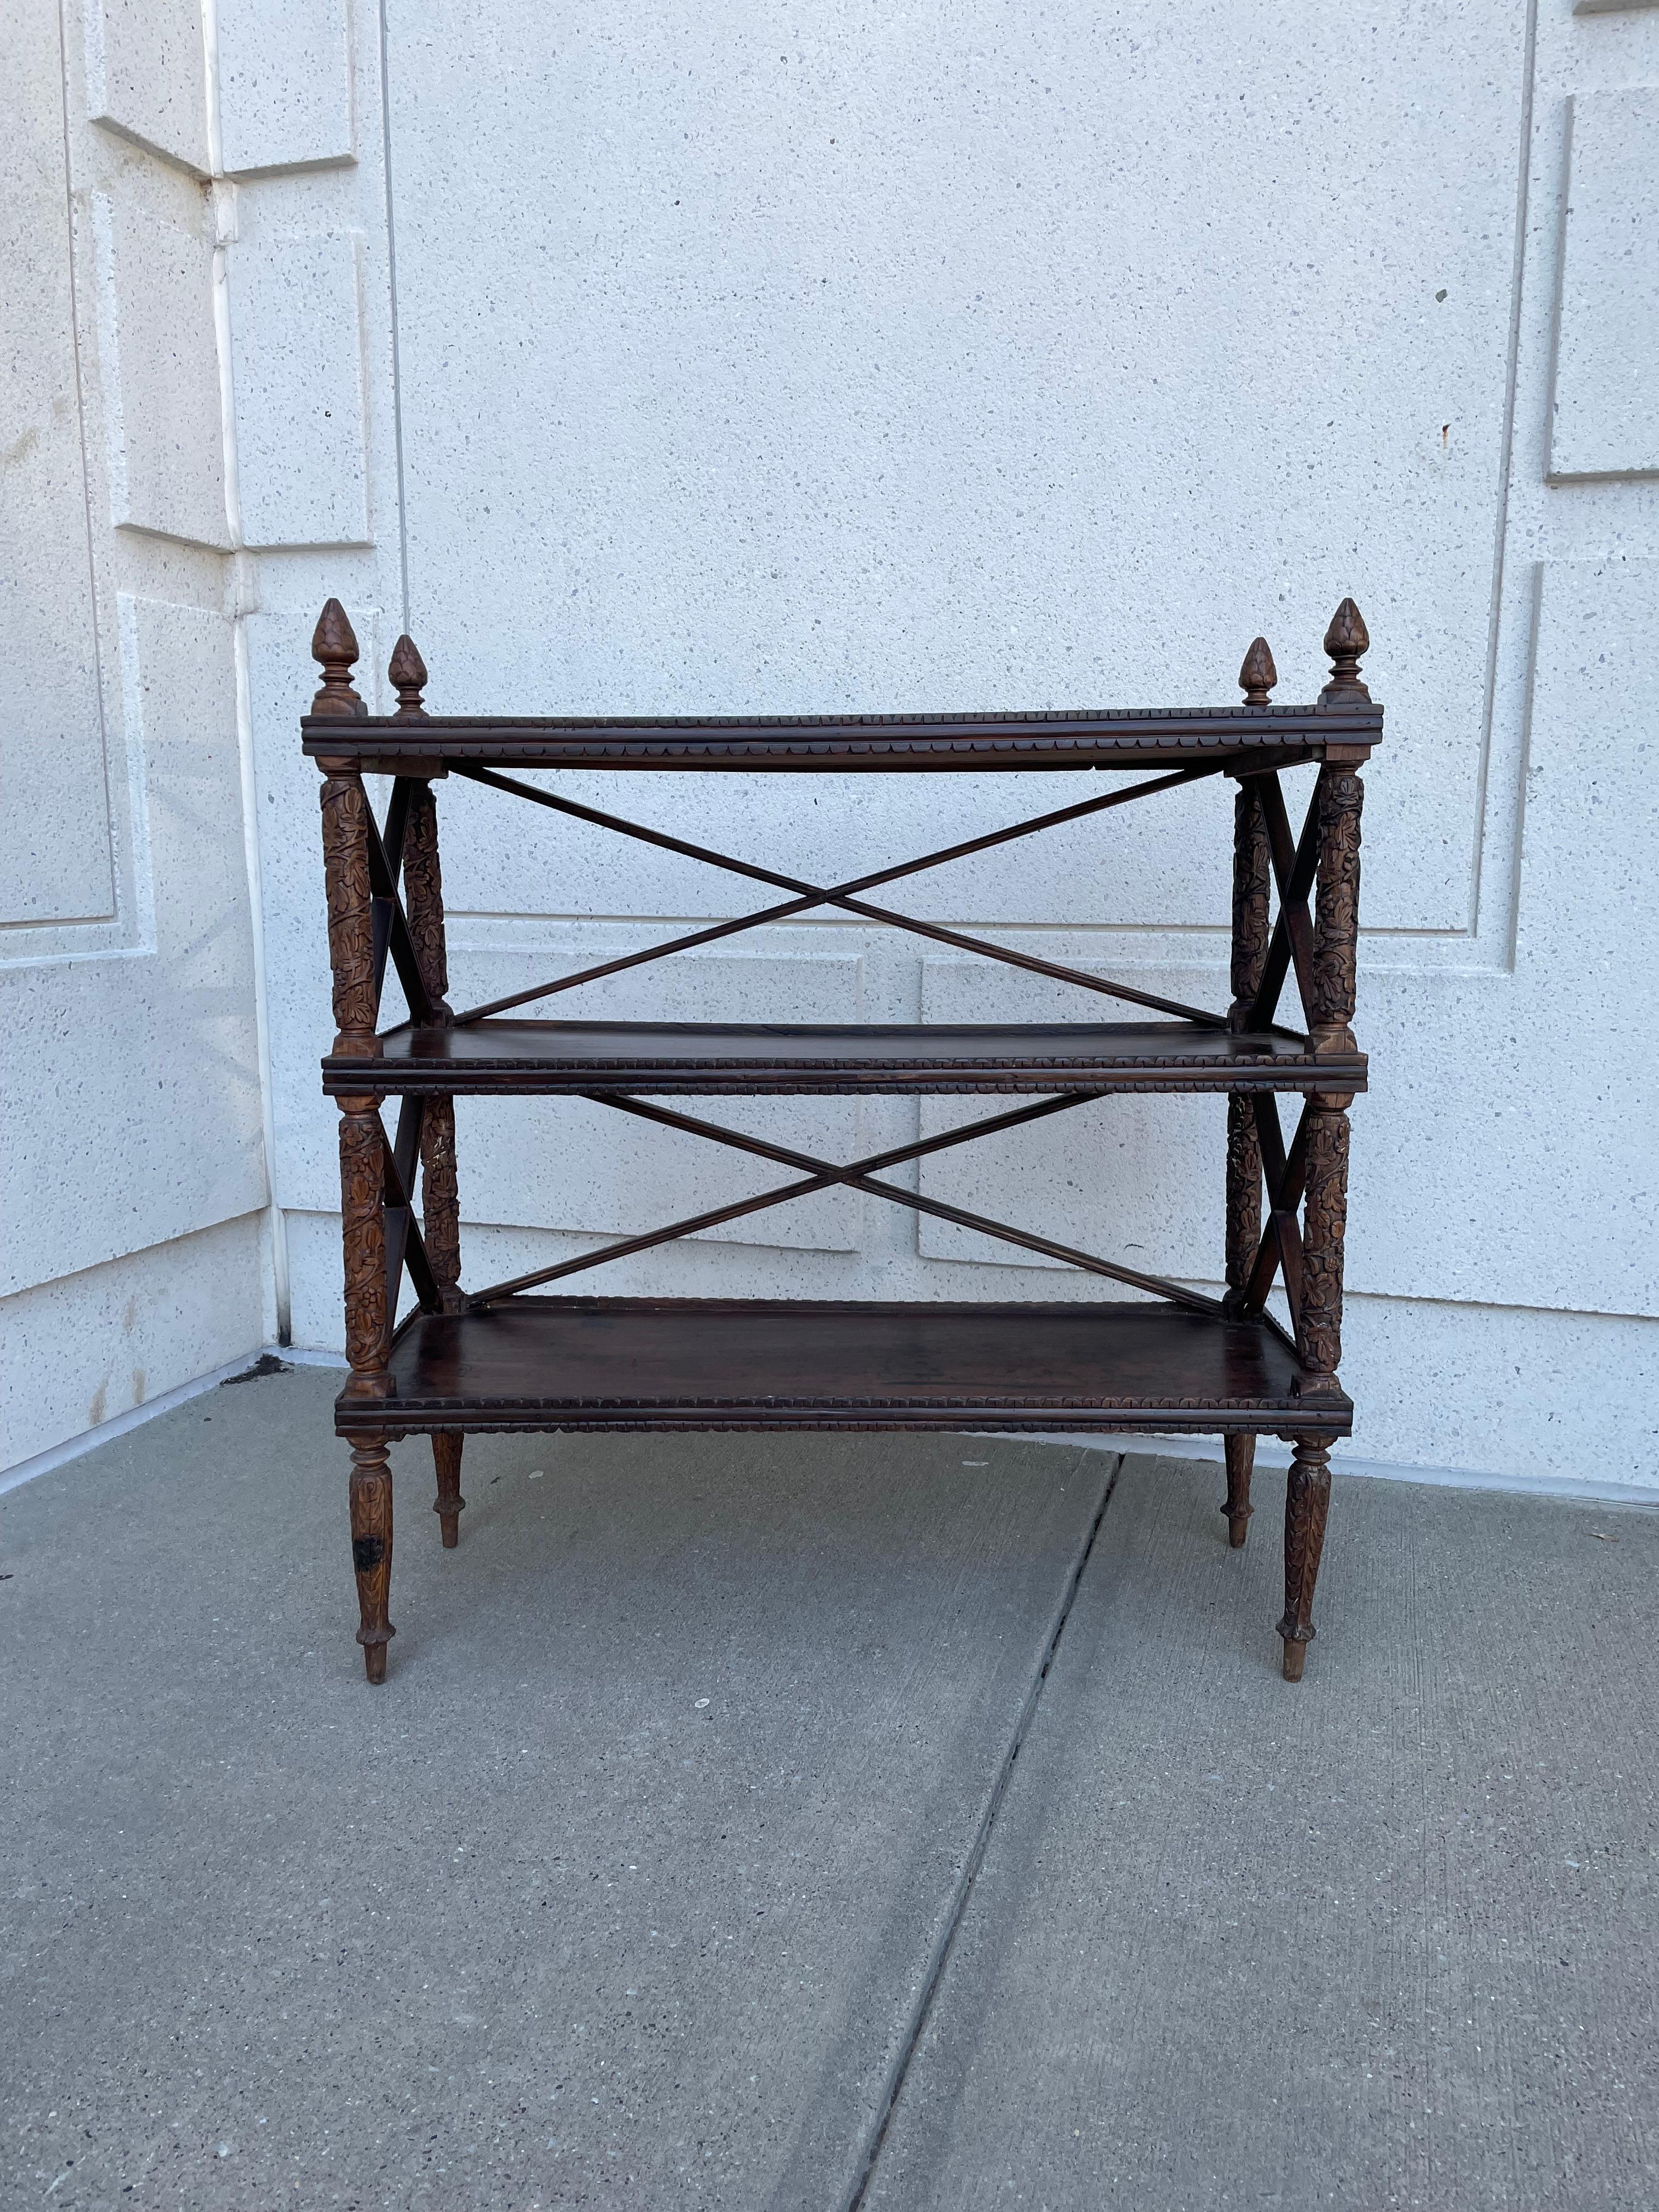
[
  {"xmin": 1278, "ymin": 1437, "xmax": 1331, "ymax": 1681},
  {"xmin": 349, "ymin": 1440, "xmax": 395, "ymax": 1684},
  {"xmin": 1222, "ymin": 1432, "xmax": 1255, "ymax": 1548},
  {"xmin": 433, "ymin": 1432, "xmax": 465, "ymax": 1549}
]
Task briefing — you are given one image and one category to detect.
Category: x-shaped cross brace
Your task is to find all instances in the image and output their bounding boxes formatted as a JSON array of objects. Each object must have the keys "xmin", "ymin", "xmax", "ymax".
[
  {"xmin": 467, "ymin": 1087, "xmax": 1226, "ymax": 1316},
  {"xmin": 352, "ymin": 784, "xmax": 442, "ymax": 1324},
  {"xmin": 1245, "ymin": 771, "xmax": 1322, "ymax": 1035},
  {"xmin": 363, "ymin": 781, "xmax": 435, "ymax": 1026},
  {"xmin": 362, "ymin": 761, "xmax": 1324, "ymax": 1330},
  {"xmin": 1229, "ymin": 1093, "xmax": 1314, "ymax": 1338},
  {"xmin": 447, "ymin": 760, "xmax": 1249, "ymax": 1031}
]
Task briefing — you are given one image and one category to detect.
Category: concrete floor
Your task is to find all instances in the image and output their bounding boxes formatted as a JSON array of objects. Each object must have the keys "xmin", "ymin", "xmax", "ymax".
[{"xmin": 1, "ymin": 1369, "xmax": 1655, "ymax": 2211}]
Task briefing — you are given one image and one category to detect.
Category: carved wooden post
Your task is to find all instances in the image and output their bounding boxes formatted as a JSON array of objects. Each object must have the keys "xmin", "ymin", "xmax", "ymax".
[
  {"xmin": 348, "ymin": 1441, "xmax": 395, "ymax": 1683},
  {"xmin": 1221, "ymin": 636, "xmax": 1275, "ymax": 1548},
  {"xmin": 313, "ymin": 601, "xmax": 396, "ymax": 1680},
  {"xmin": 1279, "ymin": 600, "xmax": 1368, "ymax": 1681},
  {"xmin": 388, "ymin": 634, "xmax": 467, "ymax": 1547}
]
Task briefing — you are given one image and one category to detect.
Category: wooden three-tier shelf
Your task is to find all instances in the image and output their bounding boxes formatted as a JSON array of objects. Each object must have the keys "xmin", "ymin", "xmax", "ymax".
[{"xmin": 302, "ymin": 599, "xmax": 1377, "ymax": 1685}]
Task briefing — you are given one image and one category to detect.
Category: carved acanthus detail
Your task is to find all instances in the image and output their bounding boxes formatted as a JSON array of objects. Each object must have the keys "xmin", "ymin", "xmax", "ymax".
[
  {"xmin": 320, "ymin": 774, "xmax": 379, "ymax": 1054},
  {"xmin": 400, "ymin": 781, "xmax": 452, "ymax": 1016},
  {"xmin": 1311, "ymin": 768, "xmax": 1363, "ymax": 1053},
  {"xmin": 1229, "ymin": 781, "xmax": 1271, "ymax": 1026},
  {"xmin": 1298, "ymin": 1107, "xmax": 1350, "ymax": 1383},
  {"xmin": 420, "ymin": 1098, "xmax": 463, "ymax": 1310},
  {"xmin": 339, "ymin": 1105, "xmax": 390, "ymax": 1395},
  {"xmin": 1226, "ymin": 1095, "xmax": 1262, "ymax": 1306}
]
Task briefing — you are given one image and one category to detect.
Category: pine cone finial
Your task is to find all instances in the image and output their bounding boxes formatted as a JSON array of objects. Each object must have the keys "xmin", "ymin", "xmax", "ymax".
[
  {"xmin": 310, "ymin": 599, "xmax": 364, "ymax": 719},
  {"xmin": 388, "ymin": 634, "xmax": 428, "ymax": 719},
  {"xmin": 1238, "ymin": 636, "xmax": 1277, "ymax": 705},
  {"xmin": 1318, "ymin": 598, "xmax": 1370, "ymax": 706}
]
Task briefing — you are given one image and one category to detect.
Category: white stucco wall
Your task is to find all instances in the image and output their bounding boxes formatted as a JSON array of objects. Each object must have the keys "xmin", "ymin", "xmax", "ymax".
[
  {"xmin": 4, "ymin": 0, "xmax": 1656, "ymax": 1490},
  {"xmin": 1, "ymin": 0, "xmax": 270, "ymax": 1468}
]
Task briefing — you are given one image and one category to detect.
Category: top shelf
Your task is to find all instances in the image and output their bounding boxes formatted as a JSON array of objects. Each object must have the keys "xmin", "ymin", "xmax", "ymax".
[{"xmin": 301, "ymin": 702, "xmax": 1382, "ymax": 776}]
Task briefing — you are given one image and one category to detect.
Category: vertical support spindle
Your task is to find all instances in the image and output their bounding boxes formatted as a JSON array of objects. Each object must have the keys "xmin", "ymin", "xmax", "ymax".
[
  {"xmin": 390, "ymin": 633, "xmax": 467, "ymax": 1548},
  {"xmin": 314, "ymin": 602, "xmax": 396, "ymax": 1678},
  {"xmin": 1222, "ymin": 636, "xmax": 1276, "ymax": 1547},
  {"xmin": 315, "ymin": 603, "xmax": 379, "ymax": 1065},
  {"xmin": 1278, "ymin": 598, "xmax": 1369, "ymax": 1679},
  {"xmin": 1301, "ymin": 603, "xmax": 1364, "ymax": 1395},
  {"xmin": 1310, "ymin": 619, "xmax": 1366, "ymax": 1059}
]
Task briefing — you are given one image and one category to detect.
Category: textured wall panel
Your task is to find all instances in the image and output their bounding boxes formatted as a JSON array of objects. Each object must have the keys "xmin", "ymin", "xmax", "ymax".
[
  {"xmin": 915, "ymin": 960, "xmax": 1223, "ymax": 1282},
  {"xmin": 229, "ymin": 232, "xmax": 370, "ymax": 546},
  {"xmin": 446, "ymin": 949, "xmax": 865, "ymax": 1255},
  {"xmin": 83, "ymin": 0, "xmax": 207, "ymax": 174},
  {"xmin": 1342, "ymin": 1296, "xmax": 1659, "ymax": 1488},
  {"xmin": 387, "ymin": 0, "xmax": 1532, "ymax": 936},
  {"xmin": 1504, "ymin": 555, "xmax": 1658, "ymax": 1314},
  {"xmin": 0, "ymin": 595, "xmax": 263, "ymax": 1300},
  {"xmin": 218, "ymin": 0, "xmax": 354, "ymax": 176},
  {"xmin": 0, "ymin": 1215, "xmax": 264, "ymax": 1469},
  {"xmin": 95, "ymin": 195, "xmax": 228, "ymax": 548},
  {"xmin": 431, "ymin": 760, "xmax": 1236, "ymax": 938},
  {"xmin": 1550, "ymin": 90, "xmax": 1659, "ymax": 479},
  {"xmin": 1, "ymin": 0, "xmax": 114, "ymax": 926}
]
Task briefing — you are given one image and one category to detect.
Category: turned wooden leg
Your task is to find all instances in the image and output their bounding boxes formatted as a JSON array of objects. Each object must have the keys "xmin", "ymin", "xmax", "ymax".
[
  {"xmin": 433, "ymin": 1432, "xmax": 465, "ymax": 1548},
  {"xmin": 1278, "ymin": 1437, "xmax": 1331, "ymax": 1681},
  {"xmin": 1222, "ymin": 1432, "xmax": 1255, "ymax": 1548},
  {"xmin": 349, "ymin": 1440, "xmax": 395, "ymax": 1684},
  {"xmin": 1223, "ymin": 747, "xmax": 1270, "ymax": 1556}
]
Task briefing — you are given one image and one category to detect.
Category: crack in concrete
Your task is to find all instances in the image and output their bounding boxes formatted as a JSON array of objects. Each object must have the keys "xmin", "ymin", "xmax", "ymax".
[{"xmin": 839, "ymin": 1448, "xmax": 1124, "ymax": 2212}]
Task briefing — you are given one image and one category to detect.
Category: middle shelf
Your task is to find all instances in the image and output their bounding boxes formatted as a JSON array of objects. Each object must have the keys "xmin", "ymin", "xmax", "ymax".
[{"xmin": 323, "ymin": 1019, "xmax": 1368, "ymax": 1098}]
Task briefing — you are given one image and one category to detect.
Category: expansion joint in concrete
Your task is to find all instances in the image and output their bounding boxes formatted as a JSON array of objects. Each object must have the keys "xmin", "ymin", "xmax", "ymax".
[{"xmin": 840, "ymin": 1449, "xmax": 1123, "ymax": 2212}]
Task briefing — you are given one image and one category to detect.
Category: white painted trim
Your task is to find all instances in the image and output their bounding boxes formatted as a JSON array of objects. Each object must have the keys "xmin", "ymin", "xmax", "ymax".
[
  {"xmin": 0, "ymin": 1346, "xmax": 347, "ymax": 1499},
  {"xmin": 202, "ymin": 0, "xmax": 290, "ymax": 1345},
  {"xmin": 1019, "ymin": 1431, "xmax": 1659, "ymax": 1509},
  {"xmin": 378, "ymin": 0, "xmax": 411, "ymax": 630}
]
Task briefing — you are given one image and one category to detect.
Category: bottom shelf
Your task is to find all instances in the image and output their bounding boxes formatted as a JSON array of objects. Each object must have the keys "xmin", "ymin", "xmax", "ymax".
[{"xmin": 337, "ymin": 1298, "xmax": 1352, "ymax": 1438}]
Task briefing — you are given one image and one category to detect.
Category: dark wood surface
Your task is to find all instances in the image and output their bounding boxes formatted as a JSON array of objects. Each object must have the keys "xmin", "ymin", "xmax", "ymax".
[
  {"xmin": 325, "ymin": 1019, "xmax": 1368, "ymax": 1097},
  {"xmin": 334, "ymin": 1296, "xmax": 1353, "ymax": 1438},
  {"xmin": 302, "ymin": 703, "xmax": 1380, "ymax": 776},
  {"xmin": 307, "ymin": 596, "xmax": 1379, "ymax": 1680}
]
